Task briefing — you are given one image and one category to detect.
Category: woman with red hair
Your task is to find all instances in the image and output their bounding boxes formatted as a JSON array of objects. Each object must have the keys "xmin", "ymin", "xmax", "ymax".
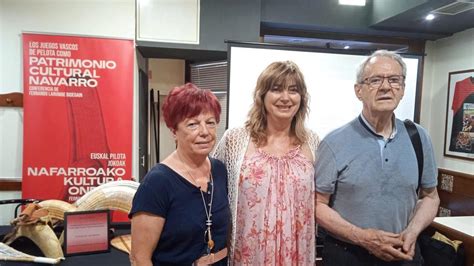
[{"xmin": 130, "ymin": 83, "xmax": 229, "ymax": 265}]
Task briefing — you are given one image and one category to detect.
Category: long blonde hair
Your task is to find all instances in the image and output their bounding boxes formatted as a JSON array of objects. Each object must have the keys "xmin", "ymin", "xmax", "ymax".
[{"xmin": 245, "ymin": 61, "xmax": 309, "ymax": 146}]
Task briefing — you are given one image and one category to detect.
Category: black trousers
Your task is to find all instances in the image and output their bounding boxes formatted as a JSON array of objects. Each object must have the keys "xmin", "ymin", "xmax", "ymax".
[{"xmin": 322, "ymin": 235, "xmax": 423, "ymax": 266}]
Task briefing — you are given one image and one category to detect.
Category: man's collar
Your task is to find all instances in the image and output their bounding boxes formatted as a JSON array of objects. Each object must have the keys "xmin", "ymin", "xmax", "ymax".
[{"xmin": 359, "ymin": 113, "xmax": 397, "ymax": 139}]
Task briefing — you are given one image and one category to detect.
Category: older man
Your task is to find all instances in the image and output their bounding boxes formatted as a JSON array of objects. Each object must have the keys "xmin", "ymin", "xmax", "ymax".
[{"xmin": 315, "ymin": 50, "xmax": 440, "ymax": 266}]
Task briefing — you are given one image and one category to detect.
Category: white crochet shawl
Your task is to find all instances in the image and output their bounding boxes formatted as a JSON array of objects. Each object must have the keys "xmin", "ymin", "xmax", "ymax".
[{"xmin": 212, "ymin": 127, "xmax": 320, "ymax": 258}]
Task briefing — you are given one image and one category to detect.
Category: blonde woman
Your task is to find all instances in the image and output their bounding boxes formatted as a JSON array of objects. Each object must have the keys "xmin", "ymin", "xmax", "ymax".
[{"xmin": 213, "ymin": 61, "xmax": 319, "ymax": 265}]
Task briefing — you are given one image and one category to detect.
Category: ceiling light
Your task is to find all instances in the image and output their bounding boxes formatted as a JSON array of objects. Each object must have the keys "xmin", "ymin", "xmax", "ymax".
[
  {"xmin": 344, "ymin": 45, "xmax": 350, "ymax": 49},
  {"xmin": 425, "ymin": 14, "xmax": 435, "ymax": 20},
  {"xmin": 339, "ymin": 0, "xmax": 366, "ymax": 6}
]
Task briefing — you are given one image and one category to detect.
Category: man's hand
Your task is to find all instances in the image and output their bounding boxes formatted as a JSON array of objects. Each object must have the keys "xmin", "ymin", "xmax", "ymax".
[
  {"xmin": 355, "ymin": 228, "xmax": 414, "ymax": 262},
  {"xmin": 316, "ymin": 192, "xmax": 420, "ymax": 262},
  {"xmin": 400, "ymin": 228, "xmax": 418, "ymax": 258},
  {"xmin": 399, "ymin": 187, "xmax": 439, "ymax": 258}
]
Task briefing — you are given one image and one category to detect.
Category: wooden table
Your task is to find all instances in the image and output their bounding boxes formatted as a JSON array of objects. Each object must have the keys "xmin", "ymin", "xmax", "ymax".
[{"xmin": 430, "ymin": 216, "xmax": 474, "ymax": 266}]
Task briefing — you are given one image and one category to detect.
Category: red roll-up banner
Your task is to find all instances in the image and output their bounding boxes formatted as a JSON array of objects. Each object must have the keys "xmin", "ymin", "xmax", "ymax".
[{"xmin": 22, "ymin": 33, "xmax": 134, "ymax": 206}]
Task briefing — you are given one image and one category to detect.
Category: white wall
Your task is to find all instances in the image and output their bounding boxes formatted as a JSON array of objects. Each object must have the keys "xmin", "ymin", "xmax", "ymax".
[
  {"xmin": 421, "ymin": 28, "xmax": 474, "ymax": 174},
  {"xmin": 0, "ymin": 0, "xmax": 135, "ymax": 93},
  {"xmin": 0, "ymin": 0, "xmax": 136, "ymax": 224}
]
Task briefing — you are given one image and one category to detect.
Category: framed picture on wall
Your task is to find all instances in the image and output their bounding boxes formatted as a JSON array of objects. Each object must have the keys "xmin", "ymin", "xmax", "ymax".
[{"xmin": 443, "ymin": 69, "xmax": 474, "ymax": 160}]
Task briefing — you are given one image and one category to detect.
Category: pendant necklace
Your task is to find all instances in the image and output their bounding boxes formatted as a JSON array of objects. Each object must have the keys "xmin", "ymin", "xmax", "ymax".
[
  {"xmin": 177, "ymin": 151, "xmax": 215, "ymax": 253},
  {"xmin": 201, "ymin": 173, "xmax": 214, "ymax": 253}
]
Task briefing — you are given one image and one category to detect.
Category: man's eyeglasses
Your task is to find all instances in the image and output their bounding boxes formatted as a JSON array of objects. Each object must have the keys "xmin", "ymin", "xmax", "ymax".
[{"xmin": 361, "ymin": 75, "xmax": 405, "ymax": 90}]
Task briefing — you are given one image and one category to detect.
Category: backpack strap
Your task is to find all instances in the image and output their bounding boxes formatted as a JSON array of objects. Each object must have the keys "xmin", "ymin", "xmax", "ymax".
[{"xmin": 404, "ymin": 119, "xmax": 424, "ymax": 193}]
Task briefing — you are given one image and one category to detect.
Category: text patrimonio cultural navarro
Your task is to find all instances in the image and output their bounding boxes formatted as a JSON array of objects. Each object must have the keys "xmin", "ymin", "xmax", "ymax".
[{"xmin": 27, "ymin": 41, "xmax": 117, "ymax": 89}]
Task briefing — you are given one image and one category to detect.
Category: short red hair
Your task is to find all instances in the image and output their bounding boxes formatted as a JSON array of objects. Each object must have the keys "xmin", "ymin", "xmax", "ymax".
[{"xmin": 162, "ymin": 83, "xmax": 221, "ymax": 130}]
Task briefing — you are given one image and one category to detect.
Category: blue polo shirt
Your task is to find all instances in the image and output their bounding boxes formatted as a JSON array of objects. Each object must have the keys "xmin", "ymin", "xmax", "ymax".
[{"xmin": 315, "ymin": 116, "xmax": 437, "ymax": 233}]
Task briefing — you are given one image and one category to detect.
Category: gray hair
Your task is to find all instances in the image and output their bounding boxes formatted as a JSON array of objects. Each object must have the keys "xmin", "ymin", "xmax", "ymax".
[{"xmin": 356, "ymin": 50, "xmax": 407, "ymax": 83}]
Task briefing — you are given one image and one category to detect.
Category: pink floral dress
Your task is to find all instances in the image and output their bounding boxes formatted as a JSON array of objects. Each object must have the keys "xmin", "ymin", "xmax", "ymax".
[{"xmin": 233, "ymin": 145, "xmax": 315, "ymax": 265}]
